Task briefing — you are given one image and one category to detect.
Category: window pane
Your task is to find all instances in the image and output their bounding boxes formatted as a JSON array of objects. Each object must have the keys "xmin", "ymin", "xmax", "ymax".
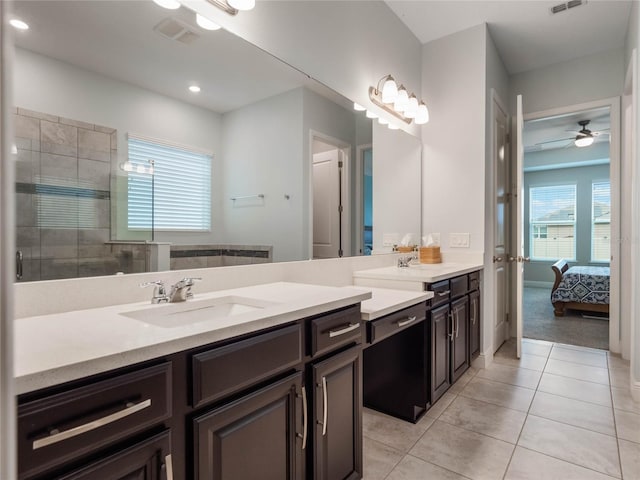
[
  {"xmin": 529, "ymin": 184, "xmax": 576, "ymax": 260},
  {"xmin": 592, "ymin": 181, "xmax": 610, "ymax": 262},
  {"xmin": 127, "ymin": 136, "xmax": 212, "ymax": 232}
]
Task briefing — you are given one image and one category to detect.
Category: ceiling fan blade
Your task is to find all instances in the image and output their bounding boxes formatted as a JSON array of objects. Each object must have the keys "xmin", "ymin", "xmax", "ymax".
[{"xmin": 536, "ymin": 137, "xmax": 574, "ymax": 145}]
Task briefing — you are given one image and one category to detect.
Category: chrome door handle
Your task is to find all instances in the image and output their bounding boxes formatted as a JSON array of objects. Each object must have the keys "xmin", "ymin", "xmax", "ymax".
[
  {"xmin": 448, "ymin": 311, "xmax": 454, "ymax": 340},
  {"xmin": 32, "ymin": 399, "xmax": 152, "ymax": 450},
  {"xmin": 492, "ymin": 256, "xmax": 503, "ymax": 263},
  {"xmin": 319, "ymin": 377, "xmax": 328, "ymax": 436},
  {"xmin": 165, "ymin": 454, "xmax": 174, "ymax": 480},
  {"xmin": 328, "ymin": 323, "xmax": 360, "ymax": 338},
  {"xmin": 397, "ymin": 316, "xmax": 417, "ymax": 327},
  {"xmin": 455, "ymin": 309, "xmax": 460, "ymax": 338},
  {"xmin": 471, "ymin": 299, "xmax": 476, "ymax": 325},
  {"xmin": 297, "ymin": 385, "xmax": 308, "ymax": 450},
  {"xmin": 16, "ymin": 250, "xmax": 23, "ymax": 280},
  {"xmin": 437, "ymin": 290, "xmax": 451, "ymax": 297}
]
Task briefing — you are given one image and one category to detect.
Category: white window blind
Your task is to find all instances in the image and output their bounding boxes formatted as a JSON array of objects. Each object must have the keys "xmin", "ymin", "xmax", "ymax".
[
  {"xmin": 529, "ymin": 184, "xmax": 576, "ymax": 260},
  {"xmin": 592, "ymin": 181, "xmax": 611, "ymax": 262},
  {"xmin": 127, "ymin": 135, "xmax": 212, "ymax": 231}
]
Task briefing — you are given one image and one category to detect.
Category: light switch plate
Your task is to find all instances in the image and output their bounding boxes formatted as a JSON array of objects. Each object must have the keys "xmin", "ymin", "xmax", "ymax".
[
  {"xmin": 450, "ymin": 233, "xmax": 470, "ymax": 248},
  {"xmin": 383, "ymin": 233, "xmax": 399, "ymax": 246}
]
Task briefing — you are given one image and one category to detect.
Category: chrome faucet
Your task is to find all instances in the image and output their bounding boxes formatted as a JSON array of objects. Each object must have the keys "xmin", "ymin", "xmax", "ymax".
[
  {"xmin": 140, "ymin": 277, "xmax": 201, "ymax": 304},
  {"xmin": 397, "ymin": 254, "xmax": 417, "ymax": 268}
]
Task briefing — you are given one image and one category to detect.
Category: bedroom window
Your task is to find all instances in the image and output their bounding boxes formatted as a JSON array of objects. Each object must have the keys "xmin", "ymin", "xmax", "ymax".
[
  {"xmin": 592, "ymin": 181, "xmax": 610, "ymax": 262},
  {"xmin": 529, "ymin": 184, "xmax": 576, "ymax": 261},
  {"xmin": 126, "ymin": 135, "xmax": 212, "ymax": 232}
]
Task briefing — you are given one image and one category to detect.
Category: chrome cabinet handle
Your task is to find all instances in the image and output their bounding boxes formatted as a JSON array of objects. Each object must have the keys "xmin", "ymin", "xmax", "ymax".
[
  {"xmin": 16, "ymin": 250, "xmax": 23, "ymax": 280},
  {"xmin": 32, "ymin": 399, "xmax": 152, "ymax": 450},
  {"xmin": 165, "ymin": 454, "xmax": 174, "ymax": 480},
  {"xmin": 456, "ymin": 309, "xmax": 460, "ymax": 338},
  {"xmin": 437, "ymin": 290, "xmax": 451, "ymax": 297},
  {"xmin": 297, "ymin": 385, "xmax": 308, "ymax": 450},
  {"xmin": 471, "ymin": 299, "xmax": 476, "ymax": 325},
  {"xmin": 448, "ymin": 311, "xmax": 454, "ymax": 340},
  {"xmin": 397, "ymin": 315, "xmax": 417, "ymax": 327},
  {"xmin": 319, "ymin": 377, "xmax": 328, "ymax": 436},
  {"xmin": 328, "ymin": 323, "xmax": 360, "ymax": 338}
]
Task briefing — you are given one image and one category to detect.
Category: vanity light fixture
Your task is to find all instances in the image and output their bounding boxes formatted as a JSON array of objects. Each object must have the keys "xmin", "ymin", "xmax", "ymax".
[
  {"xmin": 227, "ymin": 0, "xmax": 256, "ymax": 11},
  {"xmin": 369, "ymin": 74, "xmax": 429, "ymax": 125},
  {"xmin": 414, "ymin": 101, "xmax": 430, "ymax": 125},
  {"xmin": 353, "ymin": 102, "xmax": 366, "ymax": 111},
  {"xmin": 189, "ymin": 85, "xmax": 202, "ymax": 93},
  {"xmin": 196, "ymin": 13, "xmax": 221, "ymax": 30},
  {"xmin": 388, "ymin": 123, "xmax": 400, "ymax": 130},
  {"xmin": 10, "ymin": 18, "xmax": 29, "ymax": 30},
  {"xmin": 380, "ymin": 75, "xmax": 398, "ymax": 104},
  {"xmin": 152, "ymin": 0, "xmax": 181, "ymax": 10},
  {"xmin": 378, "ymin": 117, "xmax": 389, "ymax": 126},
  {"xmin": 365, "ymin": 110, "xmax": 378, "ymax": 119},
  {"xmin": 394, "ymin": 85, "xmax": 409, "ymax": 112}
]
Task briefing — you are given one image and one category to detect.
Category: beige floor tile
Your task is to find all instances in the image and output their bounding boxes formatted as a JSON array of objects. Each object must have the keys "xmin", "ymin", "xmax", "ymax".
[
  {"xmin": 619, "ymin": 439, "xmax": 640, "ymax": 480},
  {"xmin": 386, "ymin": 455, "xmax": 470, "ymax": 480},
  {"xmin": 518, "ymin": 415, "xmax": 621, "ymax": 478},
  {"xmin": 460, "ymin": 377, "xmax": 535, "ymax": 412},
  {"xmin": 505, "ymin": 446, "xmax": 620, "ymax": 480},
  {"xmin": 529, "ymin": 391, "xmax": 615, "ymax": 436},
  {"xmin": 410, "ymin": 420, "xmax": 514, "ymax": 480},
  {"xmin": 615, "ymin": 409, "xmax": 640, "ymax": 444},
  {"xmin": 426, "ymin": 391, "xmax": 457, "ymax": 419},
  {"xmin": 612, "ymin": 386, "xmax": 640, "ymax": 414},
  {"xmin": 523, "ymin": 338, "xmax": 554, "ymax": 346},
  {"xmin": 476, "ymin": 363, "xmax": 542, "ymax": 389},
  {"xmin": 363, "ymin": 408, "xmax": 433, "ymax": 453},
  {"xmin": 607, "ymin": 353, "xmax": 630, "ymax": 369},
  {"xmin": 538, "ymin": 373, "xmax": 612, "ymax": 407},
  {"xmin": 438, "ymin": 395, "xmax": 526, "ymax": 443},
  {"xmin": 493, "ymin": 353, "xmax": 548, "ymax": 372},
  {"xmin": 609, "ymin": 366, "xmax": 631, "ymax": 389},
  {"xmin": 448, "ymin": 367, "xmax": 478, "ymax": 394},
  {"xmin": 553, "ymin": 342, "xmax": 607, "ymax": 356},
  {"xmin": 363, "ymin": 436, "xmax": 404, "ymax": 480},
  {"xmin": 522, "ymin": 341, "xmax": 552, "ymax": 357},
  {"xmin": 550, "ymin": 345, "xmax": 608, "ymax": 368},
  {"xmin": 544, "ymin": 358, "xmax": 610, "ymax": 385}
]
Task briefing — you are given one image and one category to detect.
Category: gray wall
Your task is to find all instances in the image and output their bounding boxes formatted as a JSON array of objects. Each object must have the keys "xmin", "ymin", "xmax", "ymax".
[{"xmin": 524, "ymin": 163, "xmax": 610, "ymax": 284}]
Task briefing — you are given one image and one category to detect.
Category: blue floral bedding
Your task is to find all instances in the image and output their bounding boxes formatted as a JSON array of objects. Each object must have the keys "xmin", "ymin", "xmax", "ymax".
[{"xmin": 551, "ymin": 266, "xmax": 610, "ymax": 305}]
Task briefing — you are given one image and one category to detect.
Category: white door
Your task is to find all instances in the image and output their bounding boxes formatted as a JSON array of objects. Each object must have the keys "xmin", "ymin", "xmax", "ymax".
[
  {"xmin": 493, "ymin": 96, "xmax": 509, "ymax": 353},
  {"xmin": 312, "ymin": 149, "xmax": 342, "ymax": 258},
  {"xmin": 515, "ymin": 95, "xmax": 525, "ymax": 358}
]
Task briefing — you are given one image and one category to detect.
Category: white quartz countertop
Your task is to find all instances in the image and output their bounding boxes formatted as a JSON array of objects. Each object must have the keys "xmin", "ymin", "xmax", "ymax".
[
  {"xmin": 356, "ymin": 287, "xmax": 433, "ymax": 321},
  {"xmin": 353, "ymin": 261, "xmax": 483, "ymax": 285},
  {"xmin": 14, "ymin": 282, "xmax": 371, "ymax": 395}
]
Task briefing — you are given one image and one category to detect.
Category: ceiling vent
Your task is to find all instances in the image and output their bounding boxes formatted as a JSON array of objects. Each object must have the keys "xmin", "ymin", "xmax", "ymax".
[
  {"xmin": 153, "ymin": 17, "xmax": 200, "ymax": 45},
  {"xmin": 550, "ymin": 0, "xmax": 586, "ymax": 14}
]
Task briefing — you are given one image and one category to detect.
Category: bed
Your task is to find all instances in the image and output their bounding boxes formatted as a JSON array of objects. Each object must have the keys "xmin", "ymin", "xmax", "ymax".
[{"xmin": 550, "ymin": 259, "xmax": 610, "ymax": 317}]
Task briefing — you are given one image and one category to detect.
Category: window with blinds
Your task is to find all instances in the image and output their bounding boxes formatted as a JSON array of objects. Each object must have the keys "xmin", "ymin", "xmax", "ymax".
[
  {"xmin": 592, "ymin": 181, "xmax": 611, "ymax": 262},
  {"xmin": 529, "ymin": 184, "xmax": 576, "ymax": 260},
  {"xmin": 127, "ymin": 135, "xmax": 212, "ymax": 231}
]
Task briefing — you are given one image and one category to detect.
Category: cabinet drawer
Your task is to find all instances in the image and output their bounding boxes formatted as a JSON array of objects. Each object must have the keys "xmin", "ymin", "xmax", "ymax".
[
  {"xmin": 428, "ymin": 280, "xmax": 450, "ymax": 308},
  {"xmin": 450, "ymin": 275, "xmax": 468, "ymax": 299},
  {"xmin": 469, "ymin": 271, "xmax": 480, "ymax": 291},
  {"xmin": 367, "ymin": 303, "xmax": 426, "ymax": 344},
  {"xmin": 18, "ymin": 362, "xmax": 171, "ymax": 480},
  {"xmin": 310, "ymin": 305, "xmax": 362, "ymax": 358},
  {"xmin": 192, "ymin": 323, "xmax": 303, "ymax": 408}
]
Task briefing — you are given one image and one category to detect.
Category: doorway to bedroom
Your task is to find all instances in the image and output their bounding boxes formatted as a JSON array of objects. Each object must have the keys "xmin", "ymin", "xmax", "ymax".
[{"xmin": 521, "ymin": 103, "xmax": 613, "ymax": 350}]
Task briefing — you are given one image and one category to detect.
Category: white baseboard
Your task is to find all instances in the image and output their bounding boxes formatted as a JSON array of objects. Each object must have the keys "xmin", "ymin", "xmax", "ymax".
[
  {"xmin": 472, "ymin": 352, "xmax": 492, "ymax": 369},
  {"xmin": 524, "ymin": 281, "xmax": 554, "ymax": 289},
  {"xmin": 632, "ymin": 379, "xmax": 640, "ymax": 403}
]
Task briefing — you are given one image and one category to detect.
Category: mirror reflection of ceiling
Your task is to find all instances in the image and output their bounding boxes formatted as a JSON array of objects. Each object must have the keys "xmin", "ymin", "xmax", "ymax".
[{"xmin": 12, "ymin": 0, "xmax": 350, "ymax": 114}]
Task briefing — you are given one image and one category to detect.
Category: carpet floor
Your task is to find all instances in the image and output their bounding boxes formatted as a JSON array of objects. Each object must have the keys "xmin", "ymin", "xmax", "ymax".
[{"xmin": 523, "ymin": 286, "xmax": 609, "ymax": 350}]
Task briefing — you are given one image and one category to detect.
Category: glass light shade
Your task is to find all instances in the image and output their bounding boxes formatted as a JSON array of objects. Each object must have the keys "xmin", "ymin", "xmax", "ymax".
[
  {"xmin": 366, "ymin": 110, "xmax": 378, "ymax": 119},
  {"xmin": 404, "ymin": 94, "xmax": 419, "ymax": 119},
  {"xmin": 228, "ymin": 0, "xmax": 256, "ymax": 10},
  {"xmin": 378, "ymin": 117, "xmax": 389, "ymax": 125},
  {"xmin": 388, "ymin": 123, "xmax": 400, "ymax": 130},
  {"xmin": 152, "ymin": 0, "xmax": 181, "ymax": 9},
  {"xmin": 353, "ymin": 102, "xmax": 366, "ymax": 111},
  {"xmin": 196, "ymin": 13, "xmax": 221, "ymax": 30},
  {"xmin": 394, "ymin": 86, "xmax": 409, "ymax": 112},
  {"xmin": 10, "ymin": 19, "xmax": 29, "ymax": 30},
  {"xmin": 414, "ymin": 102, "xmax": 430, "ymax": 125},
  {"xmin": 381, "ymin": 76, "xmax": 398, "ymax": 104},
  {"xmin": 575, "ymin": 135, "xmax": 594, "ymax": 147}
]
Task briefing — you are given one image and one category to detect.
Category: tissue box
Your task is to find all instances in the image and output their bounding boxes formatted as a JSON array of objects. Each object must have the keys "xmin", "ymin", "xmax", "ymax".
[
  {"xmin": 396, "ymin": 246, "xmax": 415, "ymax": 253},
  {"xmin": 420, "ymin": 246, "xmax": 441, "ymax": 264}
]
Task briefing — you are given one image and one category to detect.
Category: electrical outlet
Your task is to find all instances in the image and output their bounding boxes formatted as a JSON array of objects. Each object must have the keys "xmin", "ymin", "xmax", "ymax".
[
  {"xmin": 383, "ymin": 233, "xmax": 399, "ymax": 246},
  {"xmin": 450, "ymin": 233, "xmax": 470, "ymax": 248}
]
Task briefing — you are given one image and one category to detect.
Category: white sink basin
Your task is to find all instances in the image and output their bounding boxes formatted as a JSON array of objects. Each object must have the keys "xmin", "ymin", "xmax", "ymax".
[{"xmin": 121, "ymin": 295, "xmax": 279, "ymax": 328}]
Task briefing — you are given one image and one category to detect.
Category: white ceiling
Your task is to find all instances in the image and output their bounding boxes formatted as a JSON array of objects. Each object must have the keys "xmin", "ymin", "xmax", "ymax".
[{"xmin": 385, "ymin": 0, "xmax": 632, "ymax": 74}]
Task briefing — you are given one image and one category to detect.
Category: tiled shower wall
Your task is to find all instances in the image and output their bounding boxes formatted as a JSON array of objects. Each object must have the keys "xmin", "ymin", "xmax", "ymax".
[{"xmin": 14, "ymin": 108, "xmax": 117, "ymax": 281}]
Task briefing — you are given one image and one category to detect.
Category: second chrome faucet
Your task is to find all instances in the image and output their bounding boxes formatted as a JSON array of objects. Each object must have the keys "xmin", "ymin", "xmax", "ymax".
[{"xmin": 140, "ymin": 277, "xmax": 202, "ymax": 304}]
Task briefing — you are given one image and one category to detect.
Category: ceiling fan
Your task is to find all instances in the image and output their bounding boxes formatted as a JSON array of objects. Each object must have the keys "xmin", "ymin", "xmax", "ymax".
[{"xmin": 535, "ymin": 119, "xmax": 610, "ymax": 149}]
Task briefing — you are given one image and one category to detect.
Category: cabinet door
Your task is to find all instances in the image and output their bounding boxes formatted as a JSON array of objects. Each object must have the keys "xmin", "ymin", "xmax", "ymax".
[
  {"xmin": 56, "ymin": 430, "xmax": 171, "ymax": 480},
  {"xmin": 430, "ymin": 304, "xmax": 451, "ymax": 404},
  {"xmin": 193, "ymin": 372, "xmax": 304, "ymax": 480},
  {"xmin": 311, "ymin": 347, "xmax": 362, "ymax": 480},
  {"xmin": 469, "ymin": 290, "xmax": 481, "ymax": 359},
  {"xmin": 451, "ymin": 296, "xmax": 469, "ymax": 383}
]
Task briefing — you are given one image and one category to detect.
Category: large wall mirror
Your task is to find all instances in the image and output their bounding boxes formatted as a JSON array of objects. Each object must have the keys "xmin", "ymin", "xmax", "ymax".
[{"xmin": 12, "ymin": 0, "xmax": 421, "ymax": 281}]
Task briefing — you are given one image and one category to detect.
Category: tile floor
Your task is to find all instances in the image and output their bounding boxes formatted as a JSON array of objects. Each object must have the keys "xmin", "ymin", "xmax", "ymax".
[{"xmin": 363, "ymin": 338, "xmax": 640, "ymax": 480}]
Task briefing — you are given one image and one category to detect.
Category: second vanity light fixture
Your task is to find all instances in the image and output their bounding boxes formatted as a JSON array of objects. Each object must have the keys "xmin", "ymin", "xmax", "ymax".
[{"xmin": 367, "ymin": 75, "xmax": 430, "ymax": 125}]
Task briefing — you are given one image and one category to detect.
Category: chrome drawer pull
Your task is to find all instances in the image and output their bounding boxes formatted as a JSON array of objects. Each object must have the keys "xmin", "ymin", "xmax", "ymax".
[
  {"xmin": 165, "ymin": 453, "xmax": 174, "ymax": 480},
  {"xmin": 297, "ymin": 386, "xmax": 308, "ymax": 450},
  {"xmin": 328, "ymin": 323, "xmax": 360, "ymax": 338},
  {"xmin": 397, "ymin": 316, "xmax": 417, "ymax": 327},
  {"xmin": 32, "ymin": 398, "xmax": 152, "ymax": 450},
  {"xmin": 436, "ymin": 290, "xmax": 450, "ymax": 297},
  {"xmin": 321, "ymin": 376, "xmax": 328, "ymax": 436}
]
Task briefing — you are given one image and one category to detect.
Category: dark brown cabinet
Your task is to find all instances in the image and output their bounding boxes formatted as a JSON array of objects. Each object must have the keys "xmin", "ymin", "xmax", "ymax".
[
  {"xmin": 430, "ymin": 303, "xmax": 451, "ymax": 403},
  {"xmin": 469, "ymin": 289, "xmax": 481, "ymax": 359},
  {"xmin": 310, "ymin": 347, "xmax": 362, "ymax": 480},
  {"xmin": 193, "ymin": 372, "xmax": 304, "ymax": 480},
  {"xmin": 451, "ymin": 296, "xmax": 469, "ymax": 383}
]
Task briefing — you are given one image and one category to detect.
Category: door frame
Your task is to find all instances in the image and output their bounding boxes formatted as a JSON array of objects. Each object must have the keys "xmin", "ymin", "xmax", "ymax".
[
  {"xmin": 308, "ymin": 130, "xmax": 351, "ymax": 259},
  {"xmin": 354, "ymin": 143, "xmax": 372, "ymax": 256},
  {"xmin": 513, "ymin": 97, "xmax": 621, "ymax": 354}
]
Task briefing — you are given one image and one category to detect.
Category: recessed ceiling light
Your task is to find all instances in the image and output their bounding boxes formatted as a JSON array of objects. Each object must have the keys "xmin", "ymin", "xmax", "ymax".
[
  {"xmin": 10, "ymin": 19, "xmax": 29, "ymax": 30},
  {"xmin": 152, "ymin": 0, "xmax": 181, "ymax": 10},
  {"xmin": 196, "ymin": 13, "xmax": 221, "ymax": 30},
  {"xmin": 189, "ymin": 85, "xmax": 201, "ymax": 93},
  {"xmin": 228, "ymin": 0, "xmax": 255, "ymax": 11}
]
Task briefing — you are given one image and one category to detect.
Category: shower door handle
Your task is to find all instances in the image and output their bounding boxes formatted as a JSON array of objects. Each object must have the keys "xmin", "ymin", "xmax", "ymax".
[{"xmin": 16, "ymin": 250, "xmax": 23, "ymax": 280}]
